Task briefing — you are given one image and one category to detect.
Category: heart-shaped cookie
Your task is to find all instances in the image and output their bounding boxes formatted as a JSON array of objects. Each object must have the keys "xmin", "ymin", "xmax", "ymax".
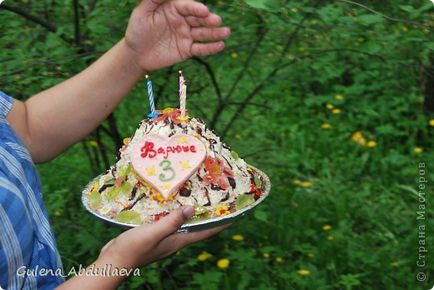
[{"xmin": 129, "ymin": 134, "xmax": 206, "ymax": 199}]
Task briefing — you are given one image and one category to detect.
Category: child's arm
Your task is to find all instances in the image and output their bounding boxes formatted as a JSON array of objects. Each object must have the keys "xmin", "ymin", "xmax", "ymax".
[{"xmin": 7, "ymin": 0, "xmax": 230, "ymax": 163}]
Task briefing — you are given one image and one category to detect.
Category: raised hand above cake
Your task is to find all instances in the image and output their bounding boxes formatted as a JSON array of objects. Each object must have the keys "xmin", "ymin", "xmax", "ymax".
[{"xmin": 125, "ymin": 0, "xmax": 231, "ymax": 72}]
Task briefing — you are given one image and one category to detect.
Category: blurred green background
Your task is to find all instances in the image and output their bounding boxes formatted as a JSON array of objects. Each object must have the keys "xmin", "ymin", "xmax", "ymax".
[{"xmin": 1, "ymin": 0, "xmax": 433, "ymax": 289}]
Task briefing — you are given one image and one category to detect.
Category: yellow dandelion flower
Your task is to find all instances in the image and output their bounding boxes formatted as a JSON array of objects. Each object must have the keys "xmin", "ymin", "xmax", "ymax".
[
  {"xmin": 263, "ymin": 252, "xmax": 270, "ymax": 259},
  {"xmin": 275, "ymin": 257, "xmax": 284, "ymax": 264},
  {"xmin": 332, "ymin": 108, "xmax": 341, "ymax": 114},
  {"xmin": 414, "ymin": 147, "xmax": 423, "ymax": 154},
  {"xmin": 308, "ymin": 253, "xmax": 315, "ymax": 259},
  {"xmin": 54, "ymin": 209, "xmax": 62, "ymax": 217},
  {"xmin": 351, "ymin": 131, "xmax": 366, "ymax": 146},
  {"xmin": 215, "ymin": 204, "xmax": 230, "ymax": 217},
  {"xmin": 232, "ymin": 234, "xmax": 244, "ymax": 241},
  {"xmin": 231, "ymin": 52, "xmax": 238, "ymax": 59},
  {"xmin": 123, "ymin": 137, "xmax": 131, "ymax": 145},
  {"xmin": 335, "ymin": 94, "xmax": 344, "ymax": 101},
  {"xmin": 292, "ymin": 179, "xmax": 301, "ymax": 185},
  {"xmin": 297, "ymin": 269, "xmax": 310, "ymax": 277},
  {"xmin": 429, "ymin": 119, "xmax": 434, "ymax": 127},
  {"xmin": 402, "ymin": 26, "xmax": 408, "ymax": 32},
  {"xmin": 88, "ymin": 140, "xmax": 98, "ymax": 147},
  {"xmin": 300, "ymin": 181, "xmax": 312, "ymax": 188},
  {"xmin": 235, "ymin": 133, "xmax": 241, "ymax": 140},
  {"xmin": 366, "ymin": 140, "xmax": 377, "ymax": 148},
  {"xmin": 217, "ymin": 258, "xmax": 230, "ymax": 269},
  {"xmin": 326, "ymin": 103, "xmax": 334, "ymax": 110},
  {"xmin": 327, "ymin": 235, "xmax": 334, "ymax": 241},
  {"xmin": 322, "ymin": 224, "xmax": 332, "ymax": 231},
  {"xmin": 321, "ymin": 123, "xmax": 332, "ymax": 129},
  {"xmin": 197, "ymin": 251, "xmax": 212, "ymax": 262}
]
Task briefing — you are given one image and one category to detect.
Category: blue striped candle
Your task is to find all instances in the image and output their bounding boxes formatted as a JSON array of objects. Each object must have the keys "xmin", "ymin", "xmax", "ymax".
[{"xmin": 146, "ymin": 75, "xmax": 158, "ymax": 118}]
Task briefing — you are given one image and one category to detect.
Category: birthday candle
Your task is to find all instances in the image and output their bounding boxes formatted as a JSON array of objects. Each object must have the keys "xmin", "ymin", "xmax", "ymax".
[
  {"xmin": 179, "ymin": 71, "xmax": 186, "ymax": 118},
  {"xmin": 146, "ymin": 75, "xmax": 158, "ymax": 118},
  {"xmin": 180, "ymin": 84, "xmax": 187, "ymax": 118},
  {"xmin": 179, "ymin": 70, "xmax": 185, "ymax": 94}
]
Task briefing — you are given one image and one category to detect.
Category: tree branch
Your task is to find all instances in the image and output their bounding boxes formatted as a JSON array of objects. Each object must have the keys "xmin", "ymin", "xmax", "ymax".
[
  {"xmin": 73, "ymin": 0, "xmax": 82, "ymax": 46},
  {"xmin": 1, "ymin": 4, "xmax": 57, "ymax": 32},
  {"xmin": 192, "ymin": 57, "xmax": 223, "ymax": 102},
  {"xmin": 0, "ymin": 3, "xmax": 73, "ymax": 44}
]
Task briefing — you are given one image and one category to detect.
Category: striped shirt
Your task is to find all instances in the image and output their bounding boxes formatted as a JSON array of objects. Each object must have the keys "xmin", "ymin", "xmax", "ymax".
[{"xmin": 0, "ymin": 92, "xmax": 64, "ymax": 289}]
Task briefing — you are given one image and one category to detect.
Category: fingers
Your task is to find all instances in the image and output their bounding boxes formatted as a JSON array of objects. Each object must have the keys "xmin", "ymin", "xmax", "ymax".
[
  {"xmin": 146, "ymin": 206, "xmax": 195, "ymax": 240},
  {"xmin": 175, "ymin": 1, "xmax": 209, "ymax": 17},
  {"xmin": 156, "ymin": 223, "xmax": 231, "ymax": 257},
  {"xmin": 181, "ymin": 223, "xmax": 231, "ymax": 244},
  {"xmin": 191, "ymin": 27, "xmax": 231, "ymax": 42},
  {"xmin": 191, "ymin": 41, "xmax": 225, "ymax": 57},
  {"xmin": 186, "ymin": 13, "xmax": 222, "ymax": 28}
]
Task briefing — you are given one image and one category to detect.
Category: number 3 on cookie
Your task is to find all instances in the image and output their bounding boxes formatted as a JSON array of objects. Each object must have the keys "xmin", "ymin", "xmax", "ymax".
[{"xmin": 159, "ymin": 160, "xmax": 175, "ymax": 182}]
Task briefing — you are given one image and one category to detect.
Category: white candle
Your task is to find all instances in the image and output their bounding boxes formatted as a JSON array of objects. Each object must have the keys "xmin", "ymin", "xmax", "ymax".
[{"xmin": 180, "ymin": 84, "xmax": 187, "ymax": 118}]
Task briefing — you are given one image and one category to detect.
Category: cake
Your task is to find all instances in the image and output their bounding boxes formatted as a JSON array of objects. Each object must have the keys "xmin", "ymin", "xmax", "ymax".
[{"xmin": 83, "ymin": 73, "xmax": 266, "ymax": 226}]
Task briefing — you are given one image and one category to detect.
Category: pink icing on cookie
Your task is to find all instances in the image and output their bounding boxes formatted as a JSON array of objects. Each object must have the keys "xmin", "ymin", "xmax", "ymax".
[{"xmin": 130, "ymin": 134, "xmax": 206, "ymax": 199}]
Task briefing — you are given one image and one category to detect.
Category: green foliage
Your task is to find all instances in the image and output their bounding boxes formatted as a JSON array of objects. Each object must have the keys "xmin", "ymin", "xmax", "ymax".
[
  {"xmin": 1, "ymin": 0, "xmax": 434, "ymax": 289},
  {"xmin": 244, "ymin": 0, "xmax": 280, "ymax": 11}
]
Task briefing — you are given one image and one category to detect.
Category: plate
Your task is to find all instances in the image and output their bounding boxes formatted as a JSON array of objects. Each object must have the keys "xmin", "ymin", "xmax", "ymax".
[{"xmin": 82, "ymin": 165, "xmax": 271, "ymax": 232}]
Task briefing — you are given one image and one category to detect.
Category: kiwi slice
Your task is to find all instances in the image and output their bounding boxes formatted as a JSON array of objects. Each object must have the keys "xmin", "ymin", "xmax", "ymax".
[
  {"xmin": 254, "ymin": 175, "xmax": 263, "ymax": 189},
  {"xmin": 119, "ymin": 181, "xmax": 133, "ymax": 194},
  {"xmin": 231, "ymin": 150, "xmax": 239, "ymax": 160},
  {"xmin": 88, "ymin": 191, "xmax": 102, "ymax": 209},
  {"xmin": 105, "ymin": 181, "xmax": 133, "ymax": 201},
  {"xmin": 105, "ymin": 186, "xmax": 121, "ymax": 201},
  {"xmin": 117, "ymin": 164, "xmax": 133, "ymax": 177},
  {"xmin": 116, "ymin": 210, "xmax": 142, "ymax": 225},
  {"xmin": 235, "ymin": 194, "xmax": 255, "ymax": 210}
]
